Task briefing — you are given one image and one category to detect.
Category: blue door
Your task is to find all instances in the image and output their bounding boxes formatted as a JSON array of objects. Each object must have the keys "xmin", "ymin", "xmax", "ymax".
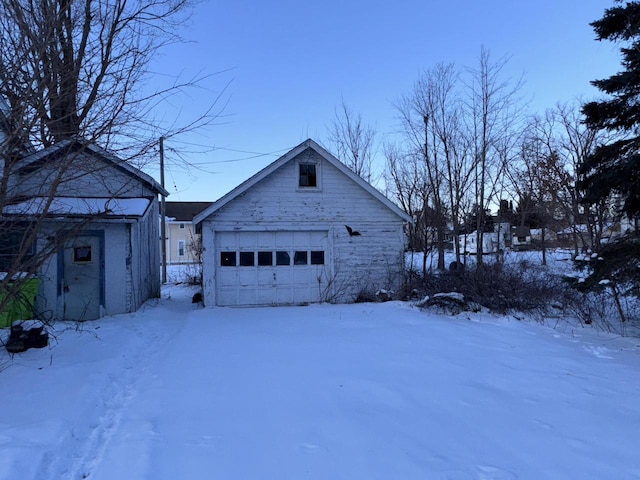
[{"xmin": 62, "ymin": 234, "xmax": 104, "ymax": 320}]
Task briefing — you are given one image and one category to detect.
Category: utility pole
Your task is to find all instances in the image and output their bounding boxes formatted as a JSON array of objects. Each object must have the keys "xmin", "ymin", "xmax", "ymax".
[
  {"xmin": 422, "ymin": 114, "xmax": 429, "ymax": 277},
  {"xmin": 160, "ymin": 136, "xmax": 167, "ymax": 284}
]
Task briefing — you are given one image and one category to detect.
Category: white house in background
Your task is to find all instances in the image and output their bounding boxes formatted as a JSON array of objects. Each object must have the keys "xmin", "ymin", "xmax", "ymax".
[
  {"xmin": 3, "ymin": 139, "xmax": 168, "ymax": 321},
  {"xmin": 529, "ymin": 228, "xmax": 557, "ymax": 244},
  {"xmin": 194, "ymin": 139, "xmax": 412, "ymax": 307},
  {"xmin": 510, "ymin": 226, "xmax": 532, "ymax": 250},
  {"xmin": 459, "ymin": 231, "xmax": 505, "ymax": 255},
  {"xmin": 163, "ymin": 202, "xmax": 210, "ymax": 265}
]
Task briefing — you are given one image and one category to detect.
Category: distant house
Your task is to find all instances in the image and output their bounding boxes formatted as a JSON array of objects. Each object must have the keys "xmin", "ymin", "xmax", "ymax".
[
  {"xmin": 529, "ymin": 228, "xmax": 557, "ymax": 244},
  {"xmin": 163, "ymin": 202, "xmax": 210, "ymax": 265},
  {"xmin": 510, "ymin": 226, "xmax": 532, "ymax": 250},
  {"xmin": 2, "ymin": 139, "xmax": 168, "ymax": 321},
  {"xmin": 459, "ymin": 231, "xmax": 504, "ymax": 255},
  {"xmin": 194, "ymin": 139, "xmax": 412, "ymax": 307}
]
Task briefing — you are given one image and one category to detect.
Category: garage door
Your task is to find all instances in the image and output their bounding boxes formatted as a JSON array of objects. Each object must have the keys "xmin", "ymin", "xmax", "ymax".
[{"xmin": 215, "ymin": 231, "xmax": 331, "ymax": 306}]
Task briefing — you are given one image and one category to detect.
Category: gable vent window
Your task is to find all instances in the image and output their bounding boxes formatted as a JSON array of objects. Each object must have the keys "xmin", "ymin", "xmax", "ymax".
[{"xmin": 299, "ymin": 163, "xmax": 317, "ymax": 187}]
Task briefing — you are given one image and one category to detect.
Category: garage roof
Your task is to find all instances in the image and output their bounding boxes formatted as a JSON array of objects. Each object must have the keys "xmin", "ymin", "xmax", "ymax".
[{"xmin": 194, "ymin": 138, "xmax": 412, "ymax": 225}]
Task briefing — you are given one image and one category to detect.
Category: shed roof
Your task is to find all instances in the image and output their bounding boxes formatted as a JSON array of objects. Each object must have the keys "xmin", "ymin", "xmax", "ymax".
[
  {"xmin": 194, "ymin": 138, "xmax": 412, "ymax": 225},
  {"xmin": 15, "ymin": 139, "xmax": 169, "ymax": 197},
  {"xmin": 3, "ymin": 196, "xmax": 151, "ymax": 218}
]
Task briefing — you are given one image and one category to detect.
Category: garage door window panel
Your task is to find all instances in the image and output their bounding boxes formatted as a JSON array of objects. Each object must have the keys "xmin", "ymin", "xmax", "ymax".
[
  {"xmin": 310, "ymin": 251, "xmax": 324, "ymax": 265},
  {"xmin": 220, "ymin": 251, "xmax": 236, "ymax": 266},
  {"xmin": 258, "ymin": 251, "xmax": 273, "ymax": 266},
  {"xmin": 239, "ymin": 251, "xmax": 255, "ymax": 266},
  {"xmin": 294, "ymin": 251, "xmax": 307, "ymax": 265},
  {"xmin": 276, "ymin": 251, "xmax": 290, "ymax": 266}
]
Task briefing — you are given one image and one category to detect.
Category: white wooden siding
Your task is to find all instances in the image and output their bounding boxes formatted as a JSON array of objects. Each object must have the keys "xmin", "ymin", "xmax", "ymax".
[
  {"xmin": 330, "ymin": 223, "xmax": 405, "ymax": 302},
  {"xmin": 207, "ymin": 150, "xmax": 401, "ymax": 225}
]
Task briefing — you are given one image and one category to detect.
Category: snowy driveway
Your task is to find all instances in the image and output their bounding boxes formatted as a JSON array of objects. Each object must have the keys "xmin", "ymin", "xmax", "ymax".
[{"xmin": 1, "ymin": 286, "xmax": 640, "ymax": 479}]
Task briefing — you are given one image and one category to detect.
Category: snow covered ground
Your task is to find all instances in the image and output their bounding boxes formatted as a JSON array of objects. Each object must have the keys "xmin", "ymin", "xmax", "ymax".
[
  {"xmin": 1, "ymin": 285, "xmax": 640, "ymax": 479},
  {"xmin": 406, "ymin": 248, "xmax": 577, "ymax": 277}
]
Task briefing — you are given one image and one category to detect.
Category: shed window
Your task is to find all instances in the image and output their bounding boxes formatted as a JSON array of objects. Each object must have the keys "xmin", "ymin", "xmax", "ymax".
[
  {"xmin": 294, "ymin": 251, "xmax": 307, "ymax": 265},
  {"xmin": 276, "ymin": 251, "xmax": 290, "ymax": 266},
  {"xmin": 310, "ymin": 251, "xmax": 325, "ymax": 265},
  {"xmin": 258, "ymin": 251, "xmax": 273, "ymax": 266},
  {"xmin": 239, "ymin": 251, "xmax": 255, "ymax": 266},
  {"xmin": 299, "ymin": 163, "xmax": 317, "ymax": 187},
  {"xmin": 73, "ymin": 245, "xmax": 92, "ymax": 263},
  {"xmin": 220, "ymin": 251, "xmax": 236, "ymax": 266},
  {"xmin": 0, "ymin": 226, "xmax": 36, "ymax": 270}
]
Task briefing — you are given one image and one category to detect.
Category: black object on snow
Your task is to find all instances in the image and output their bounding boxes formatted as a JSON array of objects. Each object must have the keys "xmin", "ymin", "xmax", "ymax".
[{"xmin": 5, "ymin": 324, "xmax": 49, "ymax": 353}]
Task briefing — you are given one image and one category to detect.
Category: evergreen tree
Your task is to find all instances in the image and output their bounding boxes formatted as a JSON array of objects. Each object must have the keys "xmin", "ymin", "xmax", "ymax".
[{"xmin": 579, "ymin": 0, "xmax": 640, "ymax": 296}]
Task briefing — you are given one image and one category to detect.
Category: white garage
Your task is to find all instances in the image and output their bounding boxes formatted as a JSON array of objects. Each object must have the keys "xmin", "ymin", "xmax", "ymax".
[
  {"xmin": 195, "ymin": 139, "xmax": 412, "ymax": 307},
  {"xmin": 214, "ymin": 230, "xmax": 330, "ymax": 306}
]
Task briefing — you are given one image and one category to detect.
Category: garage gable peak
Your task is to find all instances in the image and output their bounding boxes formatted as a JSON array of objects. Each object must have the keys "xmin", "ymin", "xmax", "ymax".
[{"xmin": 194, "ymin": 138, "xmax": 411, "ymax": 225}]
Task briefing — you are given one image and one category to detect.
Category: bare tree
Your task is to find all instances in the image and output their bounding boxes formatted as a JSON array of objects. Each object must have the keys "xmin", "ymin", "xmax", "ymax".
[
  {"xmin": 0, "ymin": 0, "xmax": 222, "ymax": 323},
  {"xmin": 465, "ymin": 47, "xmax": 524, "ymax": 265},
  {"xmin": 394, "ymin": 63, "xmax": 492, "ymax": 270},
  {"xmin": 328, "ymin": 100, "xmax": 377, "ymax": 182},
  {"xmin": 518, "ymin": 102, "xmax": 611, "ymax": 255},
  {"xmin": 394, "ymin": 65, "xmax": 454, "ymax": 270},
  {"xmin": 514, "ymin": 119, "xmax": 562, "ymax": 265},
  {"xmin": 554, "ymin": 101, "xmax": 612, "ymax": 252},
  {"xmin": 0, "ymin": 0, "xmax": 223, "ymax": 157},
  {"xmin": 384, "ymin": 143, "xmax": 423, "ymax": 250}
]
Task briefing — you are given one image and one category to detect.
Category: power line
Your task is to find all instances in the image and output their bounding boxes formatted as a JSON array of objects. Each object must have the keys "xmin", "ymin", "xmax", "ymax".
[{"xmin": 170, "ymin": 139, "xmax": 290, "ymax": 156}]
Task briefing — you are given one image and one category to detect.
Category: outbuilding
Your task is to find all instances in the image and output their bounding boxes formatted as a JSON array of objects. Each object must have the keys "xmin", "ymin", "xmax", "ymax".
[
  {"xmin": 3, "ymin": 140, "xmax": 167, "ymax": 321},
  {"xmin": 194, "ymin": 139, "xmax": 411, "ymax": 306}
]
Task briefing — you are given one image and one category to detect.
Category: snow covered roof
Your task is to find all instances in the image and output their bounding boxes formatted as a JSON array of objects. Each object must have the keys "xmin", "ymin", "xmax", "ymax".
[
  {"xmin": 194, "ymin": 139, "xmax": 412, "ymax": 225},
  {"xmin": 3, "ymin": 197, "xmax": 151, "ymax": 217}
]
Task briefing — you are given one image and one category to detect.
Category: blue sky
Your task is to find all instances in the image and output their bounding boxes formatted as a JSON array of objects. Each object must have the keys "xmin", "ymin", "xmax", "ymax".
[{"xmin": 145, "ymin": 0, "xmax": 621, "ymax": 202}]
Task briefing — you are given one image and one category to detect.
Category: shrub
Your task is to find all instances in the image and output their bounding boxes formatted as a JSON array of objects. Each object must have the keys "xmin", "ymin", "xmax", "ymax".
[{"xmin": 414, "ymin": 262, "xmax": 571, "ymax": 315}]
